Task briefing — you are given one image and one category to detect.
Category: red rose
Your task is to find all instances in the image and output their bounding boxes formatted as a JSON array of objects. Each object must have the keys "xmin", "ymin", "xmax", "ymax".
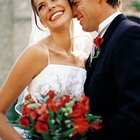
[
  {"xmin": 22, "ymin": 102, "xmax": 36, "ymax": 116},
  {"xmin": 90, "ymin": 119, "xmax": 103, "ymax": 132},
  {"xmin": 36, "ymin": 104, "xmax": 47, "ymax": 115},
  {"xmin": 72, "ymin": 116, "xmax": 88, "ymax": 123},
  {"xmin": 47, "ymin": 90, "xmax": 56, "ymax": 99},
  {"xmin": 35, "ymin": 121, "xmax": 48, "ymax": 133},
  {"xmin": 72, "ymin": 121, "xmax": 89, "ymax": 136},
  {"xmin": 63, "ymin": 95, "xmax": 71, "ymax": 103},
  {"xmin": 19, "ymin": 117, "xmax": 30, "ymax": 128},
  {"xmin": 69, "ymin": 102, "xmax": 84, "ymax": 117},
  {"xmin": 29, "ymin": 110, "xmax": 38, "ymax": 120},
  {"xmin": 37, "ymin": 113, "xmax": 50, "ymax": 122},
  {"xmin": 47, "ymin": 99, "xmax": 58, "ymax": 112},
  {"xmin": 79, "ymin": 95, "xmax": 90, "ymax": 114},
  {"xmin": 56, "ymin": 95, "xmax": 71, "ymax": 107},
  {"xmin": 94, "ymin": 37, "xmax": 104, "ymax": 49}
]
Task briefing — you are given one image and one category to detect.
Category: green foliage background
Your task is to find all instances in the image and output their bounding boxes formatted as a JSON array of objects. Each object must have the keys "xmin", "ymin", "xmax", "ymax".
[{"xmin": 132, "ymin": 1, "xmax": 140, "ymax": 11}]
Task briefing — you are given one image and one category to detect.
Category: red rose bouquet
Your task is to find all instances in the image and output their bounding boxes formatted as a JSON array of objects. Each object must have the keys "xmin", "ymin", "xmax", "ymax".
[{"xmin": 18, "ymin": 90, "xmax": 102, "ymax": 140}]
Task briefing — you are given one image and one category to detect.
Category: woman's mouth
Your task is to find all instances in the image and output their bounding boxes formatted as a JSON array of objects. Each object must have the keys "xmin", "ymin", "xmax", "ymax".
[{"xmin": 50, "ymin": 11, "xmax": 64, "ymax": 21}]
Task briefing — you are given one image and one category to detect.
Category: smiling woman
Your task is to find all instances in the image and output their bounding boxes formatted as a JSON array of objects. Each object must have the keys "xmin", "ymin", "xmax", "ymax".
[{"xmin": 0, "ymin": 0, "xmax": 92, "ymax": 139}]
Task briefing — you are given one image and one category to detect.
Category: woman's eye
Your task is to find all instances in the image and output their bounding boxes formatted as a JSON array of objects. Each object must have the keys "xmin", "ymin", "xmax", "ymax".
[{"xmin": 38, "ymin": 5, "xmax": 45, "ymax": 11}]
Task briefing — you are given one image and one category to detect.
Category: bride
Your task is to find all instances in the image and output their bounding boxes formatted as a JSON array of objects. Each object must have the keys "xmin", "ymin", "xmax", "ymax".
[{"xmin": 0, "ymin": 0, "xmax": 93, "ymax": 139}]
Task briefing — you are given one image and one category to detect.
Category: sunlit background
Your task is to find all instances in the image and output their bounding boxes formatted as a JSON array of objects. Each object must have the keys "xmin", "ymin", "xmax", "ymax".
[{"xmin": 0, "ymin": 0, "xmax": 140, "ymax": 121}]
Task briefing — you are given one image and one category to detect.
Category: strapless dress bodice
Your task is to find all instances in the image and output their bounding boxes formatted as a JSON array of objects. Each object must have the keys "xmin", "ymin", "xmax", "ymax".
[{"xmin": 23, "ymin": 64, "xmax": 86, "ymax": 102}]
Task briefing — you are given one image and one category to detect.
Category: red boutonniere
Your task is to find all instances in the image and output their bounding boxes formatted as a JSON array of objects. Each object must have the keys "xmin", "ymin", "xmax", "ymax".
[
  {"xmin": 93, "ymin": 37, "xmax": 104, "ymax": 58},
  {"xmin": 94, "ymin": 37, "xmax": 104, "ymax": 49}
]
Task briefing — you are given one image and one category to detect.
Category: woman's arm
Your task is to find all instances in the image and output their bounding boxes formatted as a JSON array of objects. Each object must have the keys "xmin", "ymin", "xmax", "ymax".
[
  {"xmin": 0, "ymin": 113, "xmax": 23, "ymax": 140},
  {"xmin": 0, "ymin": 45, "xmax": 49, "ymax": 139}
]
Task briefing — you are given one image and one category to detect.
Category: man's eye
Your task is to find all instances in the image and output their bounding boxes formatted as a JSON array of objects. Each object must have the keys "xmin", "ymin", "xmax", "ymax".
[
  {"xmin": 73, "ymin": 1, "xmax": 79, "ymax": 6},
  {"xmin": 70, "ymin": 2, "xmax": 76, "ymax": 6}
]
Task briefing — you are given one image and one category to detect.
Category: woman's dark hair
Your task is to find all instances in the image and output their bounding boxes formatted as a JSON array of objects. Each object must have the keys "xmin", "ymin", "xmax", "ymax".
[
  {"xmin": 106, "ymin": 0, "xmax": 121, "ymax": 7},
  {"xmin": 31, "ymin": 0, "xmax": 42, "ymax": 30}
]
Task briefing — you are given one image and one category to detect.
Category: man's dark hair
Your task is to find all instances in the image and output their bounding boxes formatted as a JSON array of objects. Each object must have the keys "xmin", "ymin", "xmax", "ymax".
[
  {"xmin": 68, "ymin": 0, "xmax": 121, "ymax": 8},
  {"xmin": 106, "ymin": 0, "xmax": 121, "ymax": 7}
]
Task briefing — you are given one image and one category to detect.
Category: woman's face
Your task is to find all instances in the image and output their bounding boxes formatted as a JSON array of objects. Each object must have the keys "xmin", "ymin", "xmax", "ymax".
[{"xmin": 33, "ymin": 0, "xmax": 73, "ymax": 31}]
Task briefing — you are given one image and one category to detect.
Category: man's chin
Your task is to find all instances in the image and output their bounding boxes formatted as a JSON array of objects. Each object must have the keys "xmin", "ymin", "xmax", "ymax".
[
  {"xmin": 82, "ymin": 26, "xmax": 92, "ymax": 32},
  {"xmin": 82, "ymin": 25, "xmax": 97, "ymax": 32}
]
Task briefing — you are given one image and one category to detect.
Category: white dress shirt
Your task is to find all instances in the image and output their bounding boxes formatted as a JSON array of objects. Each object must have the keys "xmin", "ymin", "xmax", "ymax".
[
  {"xmin": 98, "ymin": 11, "xmax": 121, "ymax": 37},
  {"xmin": 90, "ymin": 11, "xmax": 121, "ymax": 64}
]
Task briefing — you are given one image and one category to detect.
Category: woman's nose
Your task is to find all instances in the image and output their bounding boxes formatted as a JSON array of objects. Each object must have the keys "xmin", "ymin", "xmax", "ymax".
[{"xmin": 48, "ymin": 2, "xmax": 55, "ymax": 11}]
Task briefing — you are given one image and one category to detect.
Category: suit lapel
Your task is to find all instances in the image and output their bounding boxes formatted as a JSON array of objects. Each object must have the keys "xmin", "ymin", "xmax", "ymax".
[
  {"xmin": 101, "ymin": 14, "xmax": 127, "ymax": 53},
  {"xmin": 85, "ymin": 14, "xmax": 127, "ymax": 86}
]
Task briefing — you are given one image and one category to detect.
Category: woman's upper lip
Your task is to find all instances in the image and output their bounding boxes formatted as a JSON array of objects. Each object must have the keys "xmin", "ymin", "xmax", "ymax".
[{"xmin": 50, "ymin": 10, "xmax": 64, "ymax": 21}]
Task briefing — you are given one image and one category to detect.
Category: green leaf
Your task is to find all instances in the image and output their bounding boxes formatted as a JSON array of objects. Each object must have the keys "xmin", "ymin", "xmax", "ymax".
[
  {"xmin": 48, "ymin": 109, "xmax": 55, "ymax": 119},
  {"xmin": 19, "ymin": 102, "xmax": 25, "ymax": 107},
  {"xmin": 42, "ymin": 133, "xmax": 53, "ymax": 140},
  {"xmin": 27, "ymin": 103, "xmax": 40, "ymax": 109},
  {"xmin": 87, "ymin": 114, "xmax": 102, "ymax": 123},
  {"xmin": 48, "ymin": 119, "xmax": 55, "ymax": 128},
  {"xmin": 63, "ymin": 127, "xmax": 75, "ymax": 137},
  {"xmin": 56, "ymin": 111, "xmax": 63, "ymax": 122},
  {"xmin": 65, "ymin": 100, "xmax": 74, "ymax": 108}
]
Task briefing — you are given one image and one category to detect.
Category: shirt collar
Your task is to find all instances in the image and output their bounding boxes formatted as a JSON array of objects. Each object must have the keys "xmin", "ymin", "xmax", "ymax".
[{"xmin": 98, "ymin": 11, "xmax": 121, "ymax": 36}]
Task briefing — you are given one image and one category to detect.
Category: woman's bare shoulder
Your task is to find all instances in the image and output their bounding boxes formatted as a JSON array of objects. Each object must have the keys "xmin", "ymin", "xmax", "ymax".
[
  {"xmin": 14, "ymin": 42, "xmax": 49, "ymax": 77},
  {"xmin": 22, "ymin": 42, "xmax": 49, "ymax": 62}
]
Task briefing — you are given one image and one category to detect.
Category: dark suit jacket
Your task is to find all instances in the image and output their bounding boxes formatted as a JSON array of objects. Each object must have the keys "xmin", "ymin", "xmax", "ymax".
[{"xmin": 84, "ymin": 14, "xmax": 140, "ymax": 140}]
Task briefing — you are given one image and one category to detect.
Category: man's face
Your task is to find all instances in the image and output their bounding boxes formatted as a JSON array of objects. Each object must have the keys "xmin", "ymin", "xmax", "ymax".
[{"xmin": 69, "ymin": 0, "xmax": 101, "ymax": 32}]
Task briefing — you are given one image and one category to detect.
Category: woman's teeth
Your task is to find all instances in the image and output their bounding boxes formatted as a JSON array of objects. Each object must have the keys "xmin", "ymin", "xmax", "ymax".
[{"xmin": 51, "ymin": 12, "xmax": 63, "ymax": 21}]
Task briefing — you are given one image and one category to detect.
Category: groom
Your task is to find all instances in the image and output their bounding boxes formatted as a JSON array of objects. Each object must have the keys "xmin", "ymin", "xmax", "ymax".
[{"xmin": 69, "ymin": 0, "xmax": 140, "ymax": 140}]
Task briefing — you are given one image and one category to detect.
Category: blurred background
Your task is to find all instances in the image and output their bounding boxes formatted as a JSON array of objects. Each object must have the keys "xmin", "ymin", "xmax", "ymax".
[{"xmin": 0, "ymin": 0, "xmax": 140, "ymax": 121}]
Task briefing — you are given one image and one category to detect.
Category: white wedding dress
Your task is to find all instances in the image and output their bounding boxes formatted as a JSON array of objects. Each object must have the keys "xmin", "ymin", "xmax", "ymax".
[{"xmin": 15, "ymin": 54, "xmax": 86, "ymax": 114}]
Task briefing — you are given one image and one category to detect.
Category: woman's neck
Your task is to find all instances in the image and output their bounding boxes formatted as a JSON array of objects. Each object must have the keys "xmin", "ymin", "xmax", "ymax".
[{"xmin": 50, "ymin": 27, "xmax": 74, "ymax": 55}]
